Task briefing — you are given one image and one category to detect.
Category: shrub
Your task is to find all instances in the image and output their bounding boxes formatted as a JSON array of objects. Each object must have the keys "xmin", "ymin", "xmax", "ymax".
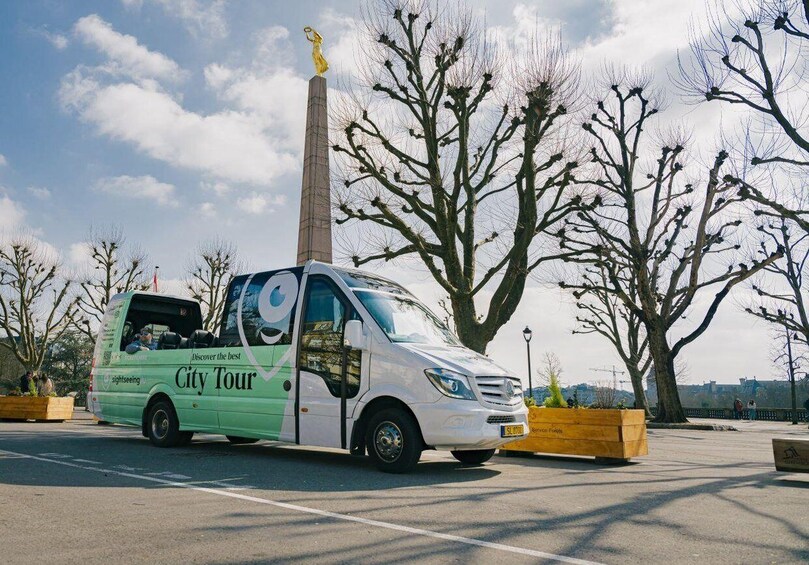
[
  {"xmin": 524, "ymin": 396, "xmax": 536, "ymax": 408},
  {"xmin": 543, "ymin": 373, "xmax": 568, "ymax": 408}
]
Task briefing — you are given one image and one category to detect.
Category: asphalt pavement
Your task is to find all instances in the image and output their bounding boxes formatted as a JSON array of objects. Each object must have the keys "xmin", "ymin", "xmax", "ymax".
[{"xmin": 1, "ymin": 414, "xmax": 807, "ymax": 564}]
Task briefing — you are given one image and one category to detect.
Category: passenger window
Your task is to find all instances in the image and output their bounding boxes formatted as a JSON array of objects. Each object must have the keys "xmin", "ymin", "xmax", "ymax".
[{"xmin": 299, "ymin": 279, "xmax": 361, "ymax": 398}]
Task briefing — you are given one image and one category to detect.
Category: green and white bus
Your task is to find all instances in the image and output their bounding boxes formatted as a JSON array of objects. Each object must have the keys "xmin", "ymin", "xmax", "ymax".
[{"xmin": 89, "ymin": 261, "xmax": 528, "ymax": 473}]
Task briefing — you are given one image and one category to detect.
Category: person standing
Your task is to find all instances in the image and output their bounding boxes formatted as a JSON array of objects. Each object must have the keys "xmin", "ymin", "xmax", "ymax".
[
  {"xmin": 733, "ymin": 398, "xmax": 743, "ymax": 420},
  {"xmin": 803, "ymin": 397, "xmax": 809, "ymax": 429},
  {"xmin": 19, "ymin": 371, "xmax": 33, "ymax": 394},
  {"xmin": 37, "ymin": 374, "xmax": 54, "ymax": 396},
  {"xmin": 747, "ymin": 399, "xmax": 757, "ymax": 421}
]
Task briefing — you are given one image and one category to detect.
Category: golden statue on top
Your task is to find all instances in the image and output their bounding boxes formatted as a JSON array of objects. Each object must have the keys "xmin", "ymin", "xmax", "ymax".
[{"xmin": 304, "ymin": 27, "xmax": 329, "ymax": 76}]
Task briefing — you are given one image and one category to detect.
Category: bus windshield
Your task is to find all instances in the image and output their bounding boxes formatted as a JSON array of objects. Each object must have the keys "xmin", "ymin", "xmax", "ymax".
[{"xmin": 354, "ymin": 290, "xmax": 460, "ymax": 346}]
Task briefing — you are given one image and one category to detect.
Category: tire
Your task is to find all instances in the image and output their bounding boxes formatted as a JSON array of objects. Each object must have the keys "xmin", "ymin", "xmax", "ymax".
[
  {"xmin": 365, "ymin": 408, "xmax": 422, "ymax": 474},
  {"xmin": 226, "ymin": 435, "xmax": 260, "ymax": 445},
  {"xmin": 147, "ymin": 400, "xmax": 182, "ymax": 447},
  {"xmin": 451, "ymin": 449, "xmax": 495, "ymax": 465},
  {"xmin": 177, "ymin": 431, "xmax": 194, "ymax": 446}
]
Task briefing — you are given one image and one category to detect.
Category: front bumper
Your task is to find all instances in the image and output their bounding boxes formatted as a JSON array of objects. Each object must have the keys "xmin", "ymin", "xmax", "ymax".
[{"xmin": 411, "ymin": 398, "xmax": 529, "ymax": 450}]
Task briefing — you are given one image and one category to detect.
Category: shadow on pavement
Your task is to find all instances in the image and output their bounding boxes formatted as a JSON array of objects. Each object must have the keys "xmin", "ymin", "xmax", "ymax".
[{"xmin": 0, "ymin": 428, "xmax": 501, "ymax": 492}]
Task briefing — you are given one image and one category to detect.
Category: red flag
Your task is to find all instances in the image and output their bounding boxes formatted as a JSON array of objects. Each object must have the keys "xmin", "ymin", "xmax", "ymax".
[{"xmin": 153, "ymin": 268, "xmax": 159, "ymax": 292}]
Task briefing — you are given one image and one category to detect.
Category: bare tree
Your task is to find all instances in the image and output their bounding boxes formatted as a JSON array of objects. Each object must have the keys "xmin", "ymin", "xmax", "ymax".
[
  {"xmin": 332, "ymin": 0, "xmax": 587, "ymax": 353},
  {"xmin": 558, "ymin": 76, "xmax": 781, "ymax": 422},
  {"xmin": 593, "ymin": 380, "xmax": 617, "ymax": 409},
  {"xmin": 536, "ymin": 351, "xmax": 564, "ymax": 385},
  {"xmin": 186, "ymin": 238, "xmax": 240, "ymax": 332},
  {"xmin": 678, "ymin": 0, "xmax": 809, "ymax": 231},
  {"xmin": 0, "ymin": 236, "xmax": 76, "ymax": 373},
  {"xmin": 745, "ymin": 217, "xmax": 809, "ymax": 344},
  {"xmin": 74, "ymin": 227, "xmax": 150, "ymax": 341},
  {"xmin": 573, "ymin": 263, "xmax": 653, "ymax": 416}
]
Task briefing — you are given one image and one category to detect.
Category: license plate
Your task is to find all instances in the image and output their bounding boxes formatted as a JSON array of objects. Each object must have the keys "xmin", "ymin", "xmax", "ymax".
[{"xmin": 501, "ymin": 424, "xmax": 524, "ymax": 438}]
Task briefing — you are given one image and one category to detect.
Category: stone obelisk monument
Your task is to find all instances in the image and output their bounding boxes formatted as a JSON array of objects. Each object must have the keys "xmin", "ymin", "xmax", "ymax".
[{"xmin": 296, "ymin": 26, "xmax": 332, "ymax": 265}]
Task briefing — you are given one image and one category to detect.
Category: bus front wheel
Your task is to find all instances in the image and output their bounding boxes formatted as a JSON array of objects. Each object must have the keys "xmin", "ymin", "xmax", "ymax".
[
  {"xmin": 366, "ymin": 408, "xmax": 422, "ymax": 474},
  {"xmin": 147, "ymin": 400, "xmax": 184, "ymax": 448}
]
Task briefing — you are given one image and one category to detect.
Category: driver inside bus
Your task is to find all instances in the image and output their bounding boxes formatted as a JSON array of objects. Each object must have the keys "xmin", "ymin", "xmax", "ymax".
[{"xmin": 125, "ymin": 327, "xmax": 157, "ymax": 354}]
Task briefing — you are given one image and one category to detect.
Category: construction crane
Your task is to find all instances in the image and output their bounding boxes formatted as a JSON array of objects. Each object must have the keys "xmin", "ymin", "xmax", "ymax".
[{"xmin": 590, "ymin": 365, "xmax": 626, "ymax": 391}]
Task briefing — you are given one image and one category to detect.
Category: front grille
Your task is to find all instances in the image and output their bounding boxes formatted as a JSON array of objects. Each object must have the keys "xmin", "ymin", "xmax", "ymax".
[
  {"xmin": 487, "ymin": 415, "xmax": 516, "ymax": 424},
  {"xmin": 474, "ymin": 376, "xmax": 522, "ymax": 405}
]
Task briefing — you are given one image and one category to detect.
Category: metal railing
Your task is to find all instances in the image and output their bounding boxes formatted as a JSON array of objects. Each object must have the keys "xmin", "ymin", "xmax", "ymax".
[{"xmin": 650, "ymin": 407, "xmax": 808, "ymax": 422}]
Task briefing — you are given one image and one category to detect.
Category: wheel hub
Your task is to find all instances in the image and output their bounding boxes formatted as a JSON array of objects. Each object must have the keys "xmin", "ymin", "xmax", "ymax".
[
  {"xmin": 151, "ymin": 409, "xmax": 169, "ymax": 440},
  {"xmin": 374, "ymin": 421, "xmax": 403, "ymax": 462}
]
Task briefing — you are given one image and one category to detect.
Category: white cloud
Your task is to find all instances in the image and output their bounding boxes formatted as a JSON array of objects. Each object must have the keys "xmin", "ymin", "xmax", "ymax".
[
  {"xmin": 0, "ymin": 194, "xmax": 26, "ymax": 232},
  {"xmin": 152, "ymin": 0, "xmax": 228, "ymax": 39},
  {"xmin": 94, "ymin": 174, "xmax": 178, "ymax": 207},
  {"xmin": 236, "ymin": 192, "xmax": 285, "ymax": 215},
  {"xmin": 74, "ymin": 15, "xmax": 184, "ymax": 82},
  {"xmin": 156, "ymin": 276, "xmax": 187, "ymax": 297},
  {"xmin": 198, "ymin": 201, "xmax": 216, "ymax": 218},
  {"xmin": 27, "ymin": 186, "xmax": 51, "ymax": 200},
  {"xmin": 203, "ymin": 63, "xmax": 233, "ymax": 90},
  {"xmin": 68, "ymin": 241, "xmax": 94, "ymax": 269},
  {"xmin": 0, "ymin": 154, "xmax": 6, "ymax": 167},
  {"xmin": 200, "ymin": 180, "xmax": 230, "ymax": 196},
  {"xmin": 37, "ymin": 29, "xmax": 69, "ymax": 50},
  {"xmin": 575, "ymin": 0, "xmax": 715, "ymax": 71},
  {"xmin": 60, "ymin": 71, "xmax": 300, "ymax": 186},
  {"xmin": 121, "ymin": 0, "xmax": 144, "ymax": 9},
  {"xmin": 202, "ymin": 27, "xmax": 308, "ymax": 154}
]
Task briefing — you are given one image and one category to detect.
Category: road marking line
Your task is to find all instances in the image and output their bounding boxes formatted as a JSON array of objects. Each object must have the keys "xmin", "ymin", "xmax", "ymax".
[
  {"xmin": 113, "ymin": 465, "xmax": 144, "ymax": 472},
  {"xmin": 146, "ymin": 471, "xmax": 192, "ymax": 480},
  {"xmin": 0, "ymin": 448, "xmax": 600, "ymax": 565}
]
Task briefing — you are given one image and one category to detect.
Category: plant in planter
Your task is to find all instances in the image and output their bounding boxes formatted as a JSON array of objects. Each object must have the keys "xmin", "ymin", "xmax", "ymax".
[
  {"xmin": 543, "ymin": 373, "xmax": 568, "ymax": 408},
  {"xmin": 505, "ymin": 357, "xmax": 646, "ymax": 461}
]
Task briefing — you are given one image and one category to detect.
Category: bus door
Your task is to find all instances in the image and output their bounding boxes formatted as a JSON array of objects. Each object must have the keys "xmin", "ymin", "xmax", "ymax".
[{"xmin": 296, "ymin": 277, "xmax": 363, "ymax": 449}]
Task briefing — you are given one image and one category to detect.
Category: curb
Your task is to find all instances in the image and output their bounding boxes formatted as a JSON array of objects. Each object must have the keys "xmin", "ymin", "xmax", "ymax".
[{"xmin": 647, "ymin": 422, "xmax": 738, "ymax": 431}]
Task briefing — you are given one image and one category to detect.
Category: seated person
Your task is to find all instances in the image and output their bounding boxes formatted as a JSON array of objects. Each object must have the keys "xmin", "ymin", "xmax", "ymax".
[{"xmin": 125, "ymin": 327, "xmax": 158, "ymax": 354}]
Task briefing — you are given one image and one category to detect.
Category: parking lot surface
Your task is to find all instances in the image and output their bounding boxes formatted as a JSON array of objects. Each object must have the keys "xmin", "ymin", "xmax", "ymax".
[{"xmin": 1, "ymin": 415, "xmax": 807, "ymax": 564}]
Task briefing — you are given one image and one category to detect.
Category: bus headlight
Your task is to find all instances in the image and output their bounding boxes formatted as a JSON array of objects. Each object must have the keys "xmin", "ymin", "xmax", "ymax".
[{"xmin": 424, "ymin": 368, "xmax": 476, "ymax": 400}]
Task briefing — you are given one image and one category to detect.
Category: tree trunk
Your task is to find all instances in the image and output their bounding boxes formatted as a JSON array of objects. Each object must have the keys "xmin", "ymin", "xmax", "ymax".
[
  {"xmin": 627, "ymin": 366, "xmax": 652, "ymax": 419},
  {"xmin": 450, "ymin": 294, "xmax": 488, "ymax": 354},
  {"xmin": 647, "ymin": 323, "xmax": 688, "ymax": 423}
]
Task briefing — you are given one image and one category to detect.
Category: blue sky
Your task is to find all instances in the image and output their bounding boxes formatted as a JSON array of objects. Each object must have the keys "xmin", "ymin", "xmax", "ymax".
[{"xmin": 0, "ymin": 0, "xmax": 782, "ymax": 386}]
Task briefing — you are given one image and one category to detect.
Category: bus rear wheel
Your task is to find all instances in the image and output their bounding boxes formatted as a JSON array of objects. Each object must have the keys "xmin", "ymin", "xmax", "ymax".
[
  {"xmin": 226, "ymin": 436, "xmax": 259, "ymax": 445},
  {"xmin": 366, "ymin": 408, "xmax": 422, "ymax": 474},
  {"xmin": 147, "ymin": 400, "xmax": 183, "ymax": 448},
  {"xmin": 451, "ymin": 449, "xmax": 495, "ymax": 465}
]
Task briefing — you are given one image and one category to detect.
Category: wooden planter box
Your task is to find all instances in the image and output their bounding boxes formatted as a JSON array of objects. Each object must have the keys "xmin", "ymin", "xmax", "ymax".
[
  {"xmin": 500, "ymin": 406, "xmax": 648, "ymax": 462},
  {"xmin": 0, "ymin": 396, "xmax": 74, "ymax": 422},
  {"xmin": 772, "ymin": 438, "xmax": 809, "ymax": 473}
]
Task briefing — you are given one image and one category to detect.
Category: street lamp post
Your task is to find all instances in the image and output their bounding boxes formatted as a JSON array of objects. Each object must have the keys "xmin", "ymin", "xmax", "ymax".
[
  {"xmin": 787, "ymin": 330, "xmax": 798, "ymax": 425},
  {"xmin": 523, "ymin": 326, "xmax": 533, "ymax": 403}
]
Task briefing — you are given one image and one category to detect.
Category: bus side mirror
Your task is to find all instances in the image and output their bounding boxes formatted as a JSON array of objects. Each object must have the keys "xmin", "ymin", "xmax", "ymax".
[{"xmin": 344, "ymin": 320, "xmax": 366, "ymax": 350}]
